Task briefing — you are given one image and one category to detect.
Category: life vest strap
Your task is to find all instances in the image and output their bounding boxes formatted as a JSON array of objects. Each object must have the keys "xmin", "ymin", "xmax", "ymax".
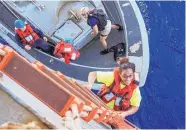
[
  {"xmin": 98, "ymin": 80, "xmax": 115, "ymax": 98},
  {"xmin": 113, "ymin": 92, "xmax": 130, "ymax": 101}
]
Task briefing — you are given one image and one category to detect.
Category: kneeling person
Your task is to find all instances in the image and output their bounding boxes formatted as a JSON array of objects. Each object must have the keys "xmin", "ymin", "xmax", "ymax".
[{"xmin": 53, "ymin": 40, "xmax": 80, "ymax": 64}]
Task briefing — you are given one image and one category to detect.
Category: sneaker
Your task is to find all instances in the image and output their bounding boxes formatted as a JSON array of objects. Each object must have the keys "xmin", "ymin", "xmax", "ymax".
[
  {"xmin": 100, "ymin": 49, "xmax": 110, "ymax": 55},
  {"xmin": 115, "ymin": 24, "xmax": 123, "ymax": 31}
]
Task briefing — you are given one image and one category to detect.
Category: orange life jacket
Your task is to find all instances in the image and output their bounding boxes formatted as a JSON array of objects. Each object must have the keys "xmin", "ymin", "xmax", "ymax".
[
  {"xmin": 15, "ymin": 24, "xmax": 39, "ymax": 45},
  {"xmin": 53, "ymin": 40, "xmax": 80, "ymax": 64},
  {"xmin": 97, "ymin": 69, "xmax": 137, "ymax": 111},
  {"xmin": 0, "ymin": 55, "xmax": 3, "ymax": 62}
]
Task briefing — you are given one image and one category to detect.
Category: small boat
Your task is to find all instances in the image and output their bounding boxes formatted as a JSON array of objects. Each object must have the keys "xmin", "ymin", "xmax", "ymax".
[{"xmin": 0, "ymin": 0, "xmax": 149, "ymax": 128}]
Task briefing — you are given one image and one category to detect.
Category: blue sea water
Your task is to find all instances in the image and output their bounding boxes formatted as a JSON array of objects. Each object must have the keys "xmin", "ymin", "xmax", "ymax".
[{"xmin": 126, "ymin": 1, "xmax": 185, "ymax": 129}]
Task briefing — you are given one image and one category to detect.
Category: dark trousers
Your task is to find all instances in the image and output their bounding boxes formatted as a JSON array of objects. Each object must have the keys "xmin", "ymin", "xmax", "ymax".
[
  {"xmin": 33, "ymin": 39, "xmax": 50, "ymax": 51},
  {"xmin": 32, "ymin": 39, "xmax": 54, "ymax": 55}
]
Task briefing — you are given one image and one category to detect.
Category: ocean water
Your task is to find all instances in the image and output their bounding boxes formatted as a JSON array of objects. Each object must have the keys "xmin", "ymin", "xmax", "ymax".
[{"xmin": 126, "ymin": 1, "xmax": 185, "ymax": 129}]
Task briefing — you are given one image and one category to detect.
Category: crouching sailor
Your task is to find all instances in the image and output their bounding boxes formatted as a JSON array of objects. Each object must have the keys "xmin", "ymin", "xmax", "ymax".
[
  {"xmin": 87, "ymin": 60, "xmax": 141, "ymax": 118},
  {"xmin": 14, "ymin": 19, "xmax": 52, "ymax": 53},
  {"xmin": 53, "ymin": 39, "xmax": 80, "ymax": 64}
]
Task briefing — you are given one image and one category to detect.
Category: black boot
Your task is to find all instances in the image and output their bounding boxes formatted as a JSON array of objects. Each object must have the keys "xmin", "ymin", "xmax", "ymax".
[
  {"xmin": 114, "ymin": 24, "xmax": 123, "ymax": 31},
  {"xmin": 100, "ymin": 49, "xmax": 110, "ymax": 55},
  {"xmin": 48, "ymin": 46, "xmax": 55, "ymax": 56},
  {"xmin": 108, "ymin": 45, "xmax": 117, "ymax": 52}
]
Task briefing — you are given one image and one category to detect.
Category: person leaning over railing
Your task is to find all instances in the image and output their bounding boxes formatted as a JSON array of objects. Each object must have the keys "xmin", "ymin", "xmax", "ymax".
[{"xmin": 87, "ymin": 59, "xmax": 141, "ymax": 118}]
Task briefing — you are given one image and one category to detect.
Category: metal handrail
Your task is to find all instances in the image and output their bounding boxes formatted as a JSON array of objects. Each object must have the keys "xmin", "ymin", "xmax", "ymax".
[{"xmin": 0, "ymin": 1, "xmax": 20, "ymax": 19}]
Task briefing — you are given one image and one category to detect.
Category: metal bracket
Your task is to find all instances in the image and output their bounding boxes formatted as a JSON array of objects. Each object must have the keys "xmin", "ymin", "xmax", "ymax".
[
  {"xmin": 0, "ymin": 25, "xmax": 8, "ymax": 35},
  {"xmin": 29, "ymin": 0, "xmax": 45, "ymax": 11}
]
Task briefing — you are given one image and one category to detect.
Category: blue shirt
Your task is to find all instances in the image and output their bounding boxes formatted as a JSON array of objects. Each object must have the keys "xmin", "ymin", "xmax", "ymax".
[{"xmin": 87, "ymin": 16, "xmax": 99, "ymax": 28}]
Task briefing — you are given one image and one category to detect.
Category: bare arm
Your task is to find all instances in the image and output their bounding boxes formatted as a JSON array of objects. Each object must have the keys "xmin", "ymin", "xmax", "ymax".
[
  {"xmin": 121, "ymin": 106, "xmax": 139, "ymax": 118},
  {"xmin": 88, "ymin": 72, "xmax": 97, "ymax": 89},
  {"xmin": 92, "ymin": 25, "xmax": 99, "ymax": 36}
]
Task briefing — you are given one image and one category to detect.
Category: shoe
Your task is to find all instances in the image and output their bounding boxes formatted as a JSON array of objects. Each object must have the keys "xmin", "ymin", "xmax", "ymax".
[
  {"xmin": 108, "ymin": 48, "xmax": 115, "ymax": 52},
  {"xmin": 109, "ymin": 45, "xmax": 117, "ymax": 52},
  {"xmin": 114, "ymin": 24, "xmax": 123, "ymax": 31},
  {"xmin": 100, "ymin": 49, "xmax": 110, "ymax": 55}
]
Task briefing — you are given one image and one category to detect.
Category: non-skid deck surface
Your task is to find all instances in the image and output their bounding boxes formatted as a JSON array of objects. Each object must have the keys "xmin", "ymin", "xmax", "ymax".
[
  {"xmin": 41, "ymin": 66, "xmax": 91, "ymax": 104},
  {"xmin": 3, "ymin": 54, "xmax": 72, "ymax": 113},
  {"xmin": 40, "ymin": 65, "xmax": 110, "ymax": 109}
]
